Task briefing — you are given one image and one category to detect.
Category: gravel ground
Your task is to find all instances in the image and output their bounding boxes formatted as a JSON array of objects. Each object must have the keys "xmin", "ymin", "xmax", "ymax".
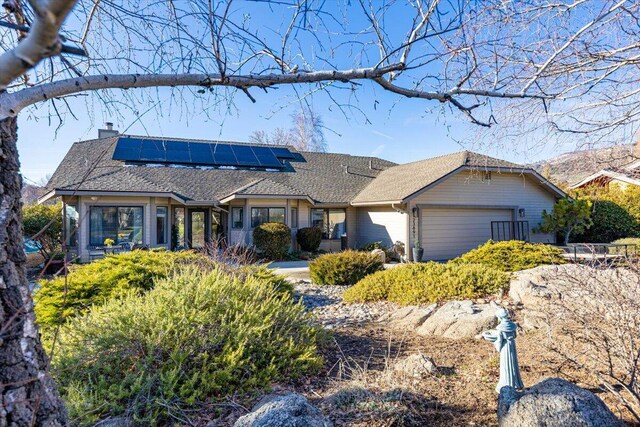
[{"xmin": 292, "ymin": 280, "xmax": 399, "ymax": 329}]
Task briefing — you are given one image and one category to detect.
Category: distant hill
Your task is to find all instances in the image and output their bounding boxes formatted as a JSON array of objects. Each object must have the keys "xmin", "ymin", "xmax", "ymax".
[
  {"xmin": 531, "ymin": 144, "xmax": 636, "ymax": 187},
  {"xmin": 21, "ymin": 182, "xmax": 45, "ymax": 205}
]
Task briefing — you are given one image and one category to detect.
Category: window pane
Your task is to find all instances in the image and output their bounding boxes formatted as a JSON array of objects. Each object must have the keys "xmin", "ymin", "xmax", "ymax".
[
  {"xmin": 291, "ymin": 208, "xmax": 298, "ymax": 229},
  {"xmin": 156, "ymin": 207, "xmax": 167, "ymax": 245},
  {"xmin": 311, "ymin": 209, "xmax": 325, "ymax": 237},
  {"xmin": 212, "ymin": 211, "xmax": 221, "ymax": 238},
  {"xmin": 269, "ymin": 208, "xmax": 285, "ymax": 224},
  {"xmin": 90, "ymin": 207, "xmax": 117, "ymax": 246},
  {"xmin": 327, "ymin": 209, "xmax": 346, "ymax": 239},
  {"xmin": 232, "ymin": 207, "xmax": 243, "ymax": 229},
  {"xmin": 190, "ymin": 211, "xmax": 206, "ymax": 249},
  {"xmin": 117, "ymin": 207, "xmax": 143, "ymax": 244},
  {"xmin": 251, "ymin": 208, "xmax": 268, "ymax": 228},
  {"xmin": 65, "ymin": 205, "xmax": 78, "ymax": 247},
  {"xmin": 173, "ymin": 207, "xmax": 185, "ymax": 250}
]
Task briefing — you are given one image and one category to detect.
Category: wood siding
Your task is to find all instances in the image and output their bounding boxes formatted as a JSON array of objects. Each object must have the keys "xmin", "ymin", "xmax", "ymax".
[
  {"xmin": 407, "ymin": 170, "xmax": 557, "ymax": 259},
  {"xmin": 354, "ymin": 206, "xmax": 407, "ymax": 249}
]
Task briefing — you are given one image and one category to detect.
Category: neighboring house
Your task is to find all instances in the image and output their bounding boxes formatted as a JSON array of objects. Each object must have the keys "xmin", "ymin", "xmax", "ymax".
[
  {"xmin": 40, "ymin": 126, "xmax": 566, "ymax": 262},
  {"xmin": 571, "ymin": 160, "xmax": 640, "ymax": 191}
]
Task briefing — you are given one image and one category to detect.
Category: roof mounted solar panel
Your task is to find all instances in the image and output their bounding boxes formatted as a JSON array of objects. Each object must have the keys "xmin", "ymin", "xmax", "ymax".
[
  {"xmin": 112, "ymin": 137, "xmax": 142, "ymax": 161},
  {"xmin": 253, "ymin": 147, "xmax": 284, "ymax": 168},
  {"xmin": 112, "ymin": 137, "xmax": 304, "ymax": 169},
  {"xmin": 190, "ymin": 142, "xmax": 214, "ymax": 164},
  {"xmin": 140, "ymin": 139, "xmax": 167, "ymax": 162},
  {"xmin": 232, "ymin": 145, "xmax": 260, "ymax": 166},
  {"xmin": 211, "ymin": 144, "xmax": 236, "ymax": 165}
]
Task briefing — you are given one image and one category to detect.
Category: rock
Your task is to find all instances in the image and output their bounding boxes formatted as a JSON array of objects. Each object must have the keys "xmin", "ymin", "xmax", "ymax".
[
  {"xmin": 378, "ymin": 304, "xmax": 437, "ymax": 329},
  {"xmin": 393, "ymin": 352, "xmax": 438, "ymax": 377},
  {"xmin": 416, "ymin": 300, "xmax": 499, "ymax": 339},
  {"xmin": 498, "ymin": 378, "xmax": 622, "ymax": 427},
  {"xmin": 371, "ymin": 248, "xmax": 386, "ymax": 263},
  {"xmin": 234, "ymin": 393, "xmax": 332, "ymax": 427}
]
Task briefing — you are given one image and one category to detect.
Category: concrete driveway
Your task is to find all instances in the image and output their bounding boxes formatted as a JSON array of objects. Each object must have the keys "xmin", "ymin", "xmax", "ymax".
[{"xmin": 268, "ymin": 260, "xmax": 310, "ymax": 281}]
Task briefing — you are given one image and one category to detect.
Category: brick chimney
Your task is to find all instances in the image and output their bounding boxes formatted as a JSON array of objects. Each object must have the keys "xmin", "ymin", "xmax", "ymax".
[{"xmin": 98, "ymin": 122, "xmax": 119, "ymax": 139}]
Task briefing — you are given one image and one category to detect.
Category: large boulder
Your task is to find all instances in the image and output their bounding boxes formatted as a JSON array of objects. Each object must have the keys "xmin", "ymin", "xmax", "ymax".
[
  {"xmin": 378, "ymin": 304, "xmax": 437, "ymax": 329},
  {"xmin": 416, "ymin": 300, "xmax": 499, "ymax": 339},
  {"xmin": 234, "ymin": 393, "xmax": 332, "ymax": 427},
  {"xmin": 498, "ymin": 378, "xmax": 622, "ymax": 427},
  {"xmin": 509, "ymin": 264, "xmax": 617, "ymax": 330}
]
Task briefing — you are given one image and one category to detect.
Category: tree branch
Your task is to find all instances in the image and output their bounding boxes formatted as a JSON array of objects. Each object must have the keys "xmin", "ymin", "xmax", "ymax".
[
  {"xmin": 0, "ymin": 64, "xmax": 404, "ymax": 118},
  {"xmin": 0, "ymin": 0, "xmax": 78, "ymax": 90}
]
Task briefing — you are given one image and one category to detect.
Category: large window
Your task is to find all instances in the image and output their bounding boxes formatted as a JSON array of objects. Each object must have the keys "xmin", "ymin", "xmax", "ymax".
[
  {"xmin": 251, "ymin": 207, "xmax": 285, "ymax": 228},
  {"xmin": 231, "ymin": 207, "xmax": 244, "ymax": 229},
  {"xmin": 311, "ymin": 208, "xmax": 346, "ymax": 239},
  {"xmin": 90, "ymin": 206, "xmax": 143, "ymax": 246},
  {"xmin": 156, "ymin": 206, "xmax": 168, "ymax": 245}
]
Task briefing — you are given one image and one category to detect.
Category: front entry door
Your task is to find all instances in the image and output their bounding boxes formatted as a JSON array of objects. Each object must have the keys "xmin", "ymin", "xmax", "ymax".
[{"xmin": 188, "ymin": 209, "xmax": 209, "ymax": 250}]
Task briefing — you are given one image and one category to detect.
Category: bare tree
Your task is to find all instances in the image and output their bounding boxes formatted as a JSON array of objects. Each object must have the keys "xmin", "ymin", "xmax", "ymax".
[
  {"xmin": 249, "ymin": 107, "xmax": 327, "ymax": 152},
  {"xmin": 544, "ymin": 260, "xmax": 640, "ymax": 422},
  {"xmin": 2, "ymin": 0, "xmax": 640, "ymax": 424}
]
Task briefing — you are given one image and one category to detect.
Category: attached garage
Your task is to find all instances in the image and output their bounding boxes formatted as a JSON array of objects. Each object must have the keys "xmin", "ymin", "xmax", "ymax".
[{"xmin": 420, "ymin": 207, "xmax": 513, "ymax": 260}]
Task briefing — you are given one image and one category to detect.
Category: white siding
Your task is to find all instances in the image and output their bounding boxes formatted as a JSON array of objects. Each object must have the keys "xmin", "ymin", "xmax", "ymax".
[
  {"xmin": 420, "ymin": 207, "xmax": 512, "ymax": 260},
  {"xmin": 408, "ymin": 170, "xmax": 556, "ymax": 249},
  {"xmin": 355, "ymin": 206, "xmax": 407, "ymax": 249}
]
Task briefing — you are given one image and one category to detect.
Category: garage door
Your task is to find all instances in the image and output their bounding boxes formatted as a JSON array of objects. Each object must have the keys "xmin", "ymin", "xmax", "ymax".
[{"xmin": 420, "ymin": 207, "xmax": 513, "ymax": 261}]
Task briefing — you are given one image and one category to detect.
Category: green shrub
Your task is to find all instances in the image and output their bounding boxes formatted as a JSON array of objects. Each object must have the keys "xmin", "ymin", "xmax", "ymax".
[
  {"xmin": 309, "ymin": 250, "xmax": 384, "ymax": 286},
  {"xmin": 359, "ymin": 241, "xmax": 387, "ymax": 251},
  {"xmin": 22, "ymin": 202, "xmax": 62, "ymax": 258},
  {"xmin": 253, "ymin": 222, "xmax": 291, "ymax": 259},
  {"xmin": 296, "ymin": 226, "xmax": 322, "ymax": 252},
  {"xmin": 452, "ymin": 240, "xmax": 565, "ymax": 272},
  {"xmin": 344, "ymin": 262, "xmax": 509, "ymax": 305},
  {"xmin": 574, "ymin": 200, "xmax": 639, "ymax": 243},
  {"xmin": 34, "ymin": 250, "xmax": 290, "ymax": 339},
  {"xmin": 52, "ymin": 267, "xmax": 322, "ymax": 425}
]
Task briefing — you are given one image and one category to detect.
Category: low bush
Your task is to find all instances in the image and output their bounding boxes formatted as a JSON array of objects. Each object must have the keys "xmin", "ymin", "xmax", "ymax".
[
  {"xmin": 310, "ymin": 250, "xmax": 384, "ymax": 286},
  {"xmin": 296, "ymin": 227, "xmax": 322, "ymax": 251},
  {"xmin": 253, "ymin": 222, "xmax": 291, "ymax": 260},
  {"xmin": 343, "ymin": 262, "xmax": 509, "ymax": 305},
  {"xmin": 53, "ymin": 267, "xmax": 322, "ymax": 425},
  {"xmin": 610, "ymin": 237, "xmax": 640, "ymax": 255},
  {"xmin": 574, "ymin": 200, "xmax": 639, "ymax": 243},
  {"xmin": 34, "ymin": 250, "xmax": 290, "ymax": 338},
  {"xmin": 452, "ymin": 240, "xmax": 565, "ymax": 272}
]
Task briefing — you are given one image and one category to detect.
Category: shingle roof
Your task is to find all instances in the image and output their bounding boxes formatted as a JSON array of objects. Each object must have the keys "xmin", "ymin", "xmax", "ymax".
[
  {"xmin": 351, "ymin": 151, "xmax": 524, "ymax": 204},
  {"xmin": 46, "ymin": 136, "xmax": 396, "ymax": 204}
]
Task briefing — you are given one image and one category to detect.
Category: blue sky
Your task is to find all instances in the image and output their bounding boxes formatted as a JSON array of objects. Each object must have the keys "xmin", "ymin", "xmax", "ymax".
[
  {"xmin": 17, "ymin": 79, "xmax": 566, "ymax": 184},
  {"xmin": 15, "ymin": 1, "xmax": 575, "ymax": 184}
]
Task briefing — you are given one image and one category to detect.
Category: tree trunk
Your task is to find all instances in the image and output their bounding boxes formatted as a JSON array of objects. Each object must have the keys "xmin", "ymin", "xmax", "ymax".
[{"xmin": 0, "ymin": 116, "xmax": 67, "ymax": 426}]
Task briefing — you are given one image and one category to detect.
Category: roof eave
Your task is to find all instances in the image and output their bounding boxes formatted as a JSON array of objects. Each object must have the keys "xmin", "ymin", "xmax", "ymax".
[
  {"xmin": 350, "ymin": 200, "xmax": 404, "ymax": 206},
  {"xmin": 220, "ymin": 193, "xmax": 315, "ymax": 205},
  {"xmin": 38, "ymin": 189, "xmax": 193, "ymax": 205}
]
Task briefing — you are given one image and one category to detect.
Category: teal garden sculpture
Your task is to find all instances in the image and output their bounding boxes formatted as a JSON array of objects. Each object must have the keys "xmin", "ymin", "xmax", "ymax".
[{"xmin": 482, "ymin": 308, "xmax": 524, "ymax": 393}]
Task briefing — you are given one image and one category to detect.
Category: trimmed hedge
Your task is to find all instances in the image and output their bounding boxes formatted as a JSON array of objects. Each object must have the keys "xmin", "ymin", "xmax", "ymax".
[
  {"xmin": 296, "ymin": 227, "xmax": 322, "ymax": 252},
  {"xmin": 452, "ymin": 240, "xmax": 565, "ymax": 272},
  {"xmin": 53, "ymin": 267, "xmax": 322, "ymax": 425},
  {"xmin": 309, "ymin": 250, "xmax": 384, "ymax": 286},
  {"xmin": 253, "ymin": 222, "xmax": 291, "ymax": 260},
  {"xmin": 343, "ymin": 262, "xmax": 509, "ymax": 305}
]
